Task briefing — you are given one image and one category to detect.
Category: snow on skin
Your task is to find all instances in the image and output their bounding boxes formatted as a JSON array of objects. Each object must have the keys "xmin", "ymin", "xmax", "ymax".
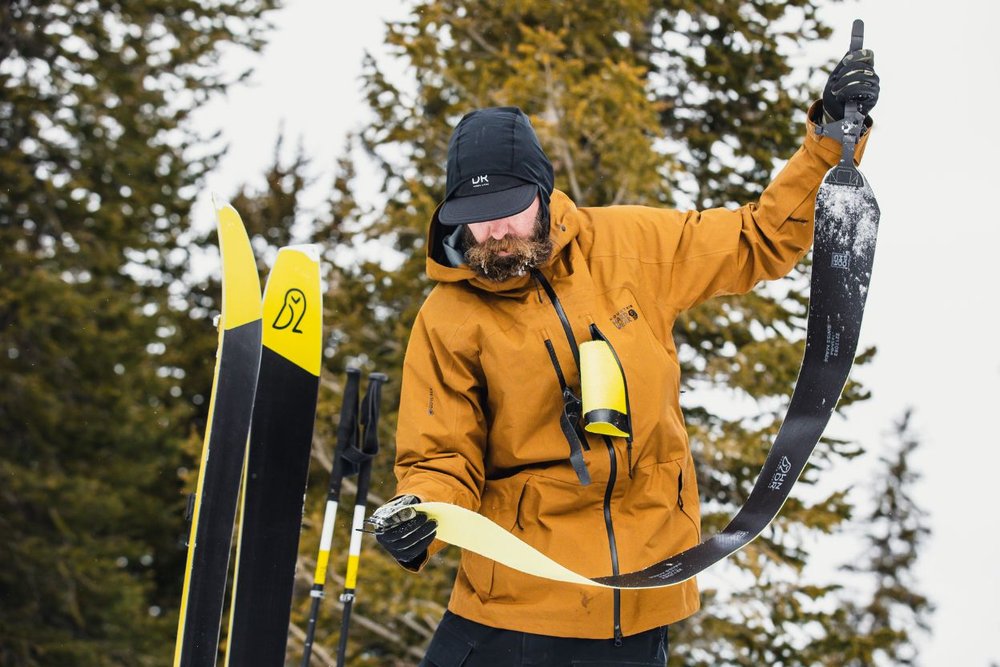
[{"xmin": 815, "ymin": 183, "xmax": 878, "ymax": 257}]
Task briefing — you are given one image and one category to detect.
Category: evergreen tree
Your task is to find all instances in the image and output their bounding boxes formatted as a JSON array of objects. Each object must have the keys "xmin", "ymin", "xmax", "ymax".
[
  {"xmin": 832, "ymin": 409, "xmax": 933, "ymax": 665},
  {"xmin": 0, "ymin": 2, "xmax": 278, "ymax": 664},
  {"xmin": 275, "ymin": 2, "xmax": 898, "ymax": 664}
]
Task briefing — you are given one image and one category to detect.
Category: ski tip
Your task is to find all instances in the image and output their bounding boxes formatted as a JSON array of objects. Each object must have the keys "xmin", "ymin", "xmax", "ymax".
[
  {"xmin": 211, "ymin": 192, "xmax": 231, "ymax": 212},
  {"xmin": 278, "ymin": 243, "xmax": 322, "ymax": 263},
  {"xmin": 262, "ymin": 243, "xmax": 322, "ymax": 375},
  {"xmin": 216, "ymin": 202, "xmax": 262, "ymax": 330}
]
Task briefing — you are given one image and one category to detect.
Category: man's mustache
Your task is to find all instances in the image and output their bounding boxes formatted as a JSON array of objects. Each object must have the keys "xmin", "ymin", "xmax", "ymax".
[{"xmin": 476, "ymin": 236, "xmax": 535, "ymax": 253}]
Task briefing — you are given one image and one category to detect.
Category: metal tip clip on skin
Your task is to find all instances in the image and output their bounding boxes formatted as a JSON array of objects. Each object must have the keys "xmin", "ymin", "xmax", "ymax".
[{"xmin": 366, "ymin": 494, "xmax": 421, "ymax": 533}]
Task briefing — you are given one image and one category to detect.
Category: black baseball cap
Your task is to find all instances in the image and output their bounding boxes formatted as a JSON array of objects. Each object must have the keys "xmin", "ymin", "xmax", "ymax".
[{"xmin": 438, "ymin": 106, "xmax": 554, "ymax": 226}]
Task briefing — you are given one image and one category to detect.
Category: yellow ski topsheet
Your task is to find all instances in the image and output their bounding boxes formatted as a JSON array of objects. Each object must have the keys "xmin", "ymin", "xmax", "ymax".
[
  {"xmin": 223, "ymin": 244, "xmax": 323, "ymax": 666},
  {"xmin": 217, "ymin": 203, "xmax": 262, "ymax": 331},
  {"xmin": 261, "ymin": 245, "xmax": 322, "ymax": 377},
  {"xmin": 174, "ymin": 201, "xmax": 263, "ymax": 667}
]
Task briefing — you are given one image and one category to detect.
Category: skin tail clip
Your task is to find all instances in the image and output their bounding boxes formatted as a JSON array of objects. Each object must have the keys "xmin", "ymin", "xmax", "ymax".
[{"xmin": 816, "ymin": 19, "xmax": 869, "ymax": 183}]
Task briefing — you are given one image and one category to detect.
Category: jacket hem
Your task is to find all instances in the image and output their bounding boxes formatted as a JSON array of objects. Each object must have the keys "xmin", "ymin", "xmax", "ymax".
[{"xmin": 446, "ymin": 587, "xmax": 701, "ymax": 639}]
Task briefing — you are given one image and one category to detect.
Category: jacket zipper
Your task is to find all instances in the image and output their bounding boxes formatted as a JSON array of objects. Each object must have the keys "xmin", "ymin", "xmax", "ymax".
[
  {"xmin": 531, "ymin": 269, "xmax": 623, "ymax": 645},
  {"xmin": 602, "ymin": 434, "xmax": 624, "ymax": 645},
  {"xmin": 677, "ymin": 468, "xmax": 700, "ymax": 539}
]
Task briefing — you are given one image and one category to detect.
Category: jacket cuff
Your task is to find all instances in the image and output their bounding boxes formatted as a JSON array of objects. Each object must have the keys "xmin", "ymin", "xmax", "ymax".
[
  {"xmin": 390, "ymin": 477, "xmax": 480, "ymax": 572},
  {"xmin": 394, "ymin": 476, "xmax": 479, "ymax": 513}
]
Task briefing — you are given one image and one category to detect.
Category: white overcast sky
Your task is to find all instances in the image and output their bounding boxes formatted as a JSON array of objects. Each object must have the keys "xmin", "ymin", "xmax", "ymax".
[{"xmin": 192, "ymin": 1, "xmax": 1000, "ymax": 664}]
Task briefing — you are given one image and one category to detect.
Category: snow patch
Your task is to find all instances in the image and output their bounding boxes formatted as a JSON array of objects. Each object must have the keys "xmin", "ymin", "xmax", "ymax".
[{"xmin": 815, "ymin": 183, "xmax": 878, "ymax": 257}]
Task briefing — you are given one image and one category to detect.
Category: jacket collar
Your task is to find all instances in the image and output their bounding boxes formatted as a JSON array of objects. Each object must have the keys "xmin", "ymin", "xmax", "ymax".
[{"xmin": 425, "ymin": 189, "xmax": 578, "ymax": 296}]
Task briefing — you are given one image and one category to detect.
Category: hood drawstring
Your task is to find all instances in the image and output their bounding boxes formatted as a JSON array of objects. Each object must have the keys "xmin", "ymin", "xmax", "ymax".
[{"xmin": 532, "ymin": 275, "xmax": 543, "ymax": 303}]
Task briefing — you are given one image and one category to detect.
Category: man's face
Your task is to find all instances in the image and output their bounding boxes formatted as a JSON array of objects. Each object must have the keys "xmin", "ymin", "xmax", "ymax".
[{"xmin": 461, "ymin": 196, "xmax": 553, "ymax": 282}]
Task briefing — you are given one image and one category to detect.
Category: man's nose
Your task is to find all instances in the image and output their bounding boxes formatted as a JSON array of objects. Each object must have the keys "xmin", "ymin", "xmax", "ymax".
[{"xmin": 488, "ymin": 219, "xmax": 509, "ymax": 240}]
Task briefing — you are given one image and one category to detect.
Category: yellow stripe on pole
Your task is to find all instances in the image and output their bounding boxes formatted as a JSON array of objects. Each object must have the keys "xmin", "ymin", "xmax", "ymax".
[
  {"xmin": 344, "ymin": 555, "xmax": 361, "ymax": 590},
  {"xmin": 261, "ymin": 245, "xmax": 322, "ymax": 376},
  {"xmin": 343, "ymin": 505, "xmax": 366, "ymax": 588},
  {"xmin": 314, "ymin": 550, "xmax": 331, "ymax": 587}
]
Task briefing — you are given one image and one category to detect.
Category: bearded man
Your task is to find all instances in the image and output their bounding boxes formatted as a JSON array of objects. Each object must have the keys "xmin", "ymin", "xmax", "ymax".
[{"xmin": 371, "ymin": 47, "xmax": 878, "ymax": 667}]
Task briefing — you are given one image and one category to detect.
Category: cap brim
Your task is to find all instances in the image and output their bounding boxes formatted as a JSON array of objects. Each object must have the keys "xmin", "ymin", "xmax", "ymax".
[{"xmin": 438, "ymin": 183, "xmax": 538, "ymax": 226}]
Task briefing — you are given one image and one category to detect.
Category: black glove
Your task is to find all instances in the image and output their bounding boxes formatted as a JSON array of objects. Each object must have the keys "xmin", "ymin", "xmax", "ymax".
[
  {"xmin": 823, "ymin": 48, "xmax": 880, "ymax": 122},
  {"xmin": 369, "ymin": 495, "xmax": 437, "ymax": 567}
]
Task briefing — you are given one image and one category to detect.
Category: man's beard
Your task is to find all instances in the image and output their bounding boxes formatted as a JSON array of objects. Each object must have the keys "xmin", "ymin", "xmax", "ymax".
[{"xmin": 461, "ymin": 209, "xmax": 553, "ymax": 282}]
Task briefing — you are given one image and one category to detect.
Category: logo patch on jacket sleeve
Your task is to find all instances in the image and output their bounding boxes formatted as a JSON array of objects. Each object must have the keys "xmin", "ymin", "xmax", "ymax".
[{"xmin": 610, "ymin": 304, "xmax": 640, "ymax": 330}]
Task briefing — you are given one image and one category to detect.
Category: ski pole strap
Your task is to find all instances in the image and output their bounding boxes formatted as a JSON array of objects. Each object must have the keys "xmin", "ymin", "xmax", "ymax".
[
  {"xmin": 341, "ymin": 372, "xmax": 387, "ymax": 468},
  {"xmin": 361, "ymin": 373, "xmax": 388, "ymax": 457},
  {"xmin": 333, "ymin": 368, "xmax": 363, "ymax": 480}
]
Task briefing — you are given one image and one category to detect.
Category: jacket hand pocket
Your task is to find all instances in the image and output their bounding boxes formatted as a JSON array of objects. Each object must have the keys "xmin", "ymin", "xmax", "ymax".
[{"xmin": 460, "ymin": 475, "xmax": 529, "ymax": 602}]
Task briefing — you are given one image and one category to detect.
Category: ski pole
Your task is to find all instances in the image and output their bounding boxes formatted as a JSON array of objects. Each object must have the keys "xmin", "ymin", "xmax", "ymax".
[
  {"xmin": 336, "ymin": 372, "xmax": 387, "ymax": 666},
  {"xmin": 301, "ymin": 367, "xmax": 361, "ymax": 666}
]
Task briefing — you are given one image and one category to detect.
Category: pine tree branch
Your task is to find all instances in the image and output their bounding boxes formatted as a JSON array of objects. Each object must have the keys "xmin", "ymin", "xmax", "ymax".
[
  {"xmin": 461, "ymin": 24, "xmax": 501, "ymax": 58},
  {"xmin": 611, "ymin": 178, "xmax": 631, "ymax": 206},
  {"xmin": 287, "ymin": 621, "xmax": 339, "ymax": 666},
  {"xmin": 292, "ymin": 553, "xmax": 433, "ymax": 661},
  {"xmin": 289, "ymin": 591, "xmax": 427, "ymax": 663},
  {"xmin": 336, "ymin": 601, "xmax": 427, "ymax": 661},
  {"xmin": 397, "ymin": 610, "xmax": 437, "ymax": 641},
  {"xmin": 541, "ymin": 60, "xmax": 583, "ymax": 202}
]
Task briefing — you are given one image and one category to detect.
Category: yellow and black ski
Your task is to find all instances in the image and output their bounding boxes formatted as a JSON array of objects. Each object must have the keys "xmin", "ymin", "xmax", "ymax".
[
  {"xmin": 174, "ymin": 203, "xmax": 263, "ymax": 667},
  {"xmin": 225, "ymin": 246, "xmax": 322, "ymax": 666}
]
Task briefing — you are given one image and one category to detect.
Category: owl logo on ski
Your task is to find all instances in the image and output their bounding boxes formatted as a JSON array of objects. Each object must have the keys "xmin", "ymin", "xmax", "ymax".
[{"xmin": 272, "ymin": 288, "xmax": 307, "ymax": 334}]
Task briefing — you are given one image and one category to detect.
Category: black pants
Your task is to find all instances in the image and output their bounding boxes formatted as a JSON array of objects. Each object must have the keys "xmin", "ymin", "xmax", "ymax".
[{"xmin": 419, "ymin": 611, "xmax": 668, "ymax": 666}]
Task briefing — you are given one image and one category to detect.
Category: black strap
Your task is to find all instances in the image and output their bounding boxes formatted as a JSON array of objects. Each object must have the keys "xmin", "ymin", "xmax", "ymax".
[
  {"xmin": 583, "ymin": 408, "xmax": 630, "ymax": 435},
  {"xmin": 341, "ymin": 373, "xmax": 387, "ymax": 472},
  {"xmin": 351, "ymin": 372, "xmax": 387, "ymax": 501},
  {"xmin": 544, "ymin": 339, "xmax": 591, "ymax": 486},
  {"xmin": 336, "ymin": 370, "xmax": 385, "ymax": 476},
  {"xmin": 532, "ymin": 269, "xmax": 581, "ymax": 371},
  {"xmin": 331, "ymin": 369, "xmax": 362, "ymax": 486}
]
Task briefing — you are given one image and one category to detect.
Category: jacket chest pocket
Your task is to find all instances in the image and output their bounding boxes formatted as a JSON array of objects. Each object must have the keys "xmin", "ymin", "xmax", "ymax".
[
  {"xmin": 478, "ymin": 324, "xmax": 580, "ymax": 468},
  {"xmin": 594, "ymin": 288, "xmax": 686, "ymax": 464}
]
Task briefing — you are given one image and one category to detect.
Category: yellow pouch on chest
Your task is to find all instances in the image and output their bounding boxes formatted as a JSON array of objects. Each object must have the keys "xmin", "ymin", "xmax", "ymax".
[{"xmin": 580, "ymin": 339, "xmax": 630, "ymax": 438}]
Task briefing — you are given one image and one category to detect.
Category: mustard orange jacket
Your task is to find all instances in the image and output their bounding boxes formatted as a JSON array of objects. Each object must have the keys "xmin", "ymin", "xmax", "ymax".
[{"xmin": 393, "ymin": 107, "xmax": 871, "ymax": 639}]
